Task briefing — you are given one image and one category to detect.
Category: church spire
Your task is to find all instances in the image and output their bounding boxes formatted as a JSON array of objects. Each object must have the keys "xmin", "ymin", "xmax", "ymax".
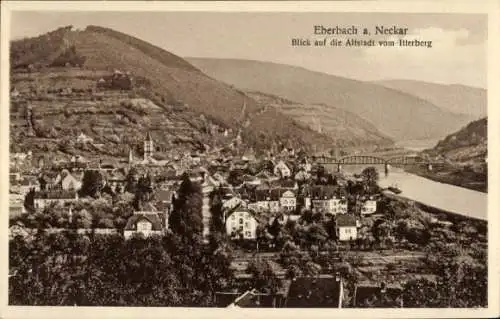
[{"xmin": 144, "ymin": 131, "xmax": 154, "ymax": 161}]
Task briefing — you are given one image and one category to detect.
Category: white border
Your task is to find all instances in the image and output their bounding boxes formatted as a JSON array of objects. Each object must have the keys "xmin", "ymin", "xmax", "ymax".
[{"xmin": 1, "ymin": 1, "xmax": 499, "ymax": 319}]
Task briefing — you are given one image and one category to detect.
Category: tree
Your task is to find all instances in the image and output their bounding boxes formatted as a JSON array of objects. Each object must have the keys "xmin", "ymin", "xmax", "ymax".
[
  {"xmin": 315, "ymin": 165, "xmax": 328, "ymax": 185},
  {"xmin": 209, "ymin": 188, "xmax": 225, "ymax": 233},
  {"xmin": 124, "ymin": 167, "xmax": 138, "ymax": 194},
  {"xmin": 169, "ymin": 173, "xmax": 203, "ymax": 239},
  {"xmin": 24, "ymin": 188, "xmax": 35, "ymax": 212},
  {"xmin": 133, "ymin": 174, "xmax": 154, "ymax": 209},
  {"xmin": 307, "ymin": 223, "xmax": 328, "ymax": 249},
  {"xmin": 247, "ymin": 259, "xmax": 282, "ymax": 294},
  {"xmin": 361, "ymin": 166, "xmax": 379, "ymax": 185},
  {"xmin": 227, "ymin": 169, "xmax": 244, "ymax": 187},
  {"xmin": 74, "ymin": 209, "xmax": 92, "ymax": 229},
  {"xmin": 79, "ymin": 170, "xmax": 104, "ymax": 198}
]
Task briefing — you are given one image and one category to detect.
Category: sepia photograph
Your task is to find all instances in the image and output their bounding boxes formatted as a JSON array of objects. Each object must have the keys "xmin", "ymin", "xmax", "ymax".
[{"xmin": 1, "ymin": 1, "xmax": 498, "ymax": 318}]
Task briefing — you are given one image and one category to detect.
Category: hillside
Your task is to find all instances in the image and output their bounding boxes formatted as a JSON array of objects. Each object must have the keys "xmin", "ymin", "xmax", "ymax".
[
  {"xmin": 187, "ymin": 58, "xmax": 475, "ymax": 142},
  {"xmin": 426, "ymin": 117, "xmax": 487, "ymax": 164},
  {"xmin": 375, "ymin": 79, "xmax": 486, "ymax": 118},
  {"xmin": 10, "ymin": 26, "xmax": 344, "ymax": 157},
  {"xmin": 404, "ymin": 118, "xmax": 488, "ymax": 193},
  {"xmin": 246, "ymin": 91, "xmax": 392, "ymax": 148}
]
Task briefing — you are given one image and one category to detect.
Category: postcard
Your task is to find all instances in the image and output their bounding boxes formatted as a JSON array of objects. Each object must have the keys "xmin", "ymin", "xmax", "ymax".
[{"xmin": 1, "ymin": 1, "xmax": 499, "ymax": 318}]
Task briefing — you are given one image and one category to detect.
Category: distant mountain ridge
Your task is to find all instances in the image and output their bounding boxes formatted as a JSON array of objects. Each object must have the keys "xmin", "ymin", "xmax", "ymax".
[
  {"xmin": 188, "ymin": 57, "xmax": 476, "ymax": 142},
  {"xmin": 375, "ymin": 79, "xmax": 486, "ymax": 118}
]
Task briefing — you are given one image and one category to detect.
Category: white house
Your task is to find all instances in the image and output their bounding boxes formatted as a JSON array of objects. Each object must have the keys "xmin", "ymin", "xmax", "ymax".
[
  {"xmin": 279, "ymin": 190, "xmax": 297, "ymax": 212},
  {"xmin": 312, "ymin": 196, "xmax": 348, "ymax": 215},
  {"xmin": 225, "ymin": 209, "xmax": 258, "ymax": 240},
  {"xmin": 58, "ymin": 170, "xmax": 82, "ymax": 191},
  {"xmin": 9, "ymin": 194, "xmax": 26, "ymax": 216},
  {"xmin": 273, "ymin": 161, "xmax": 291, "ymax": 179},
  {"xmin": 124, "ymin": 206, "xmax": 165, "ymax": 239},
  {"xmin": 336, "ymin": 214, "xmax": 358, "ymax": 241},
  {"xmin": 361, "ymin": 199, "xmax": 377, "ymax": 215},
  {"xmin": 33, "ymin": 190, "xmax": 79, "ymax": 210}
]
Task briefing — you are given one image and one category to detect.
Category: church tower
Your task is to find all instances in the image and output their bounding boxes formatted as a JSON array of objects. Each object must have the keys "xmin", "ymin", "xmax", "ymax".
[
  {"xmin": 128, "ymin": 146, "xmax": 134, "ymax": 164},
  {"xmin": 144, "ymin": 131, "xmax": 154, "ymax": 161}
]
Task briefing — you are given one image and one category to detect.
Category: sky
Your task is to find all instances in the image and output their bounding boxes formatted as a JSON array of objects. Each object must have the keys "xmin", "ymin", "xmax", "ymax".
[{"xmin": 10, "ymin": 11, "xmax": 487, "ymax": 88}]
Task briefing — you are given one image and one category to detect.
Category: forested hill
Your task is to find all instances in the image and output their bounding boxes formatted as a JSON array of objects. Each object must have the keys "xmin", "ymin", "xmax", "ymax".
[
  {"xmin": 426, "ymin": 117, "xmax": 487, "ymax": 164},
  {"xmin": 10, "ymin": 26, "xmax": 351, "ymax": 155}
]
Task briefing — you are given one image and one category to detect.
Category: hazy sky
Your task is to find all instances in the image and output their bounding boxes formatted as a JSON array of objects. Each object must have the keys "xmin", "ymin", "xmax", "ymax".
[{"xmin": 11, "ymin": 11, "xmax": 487, "ymax": 88}]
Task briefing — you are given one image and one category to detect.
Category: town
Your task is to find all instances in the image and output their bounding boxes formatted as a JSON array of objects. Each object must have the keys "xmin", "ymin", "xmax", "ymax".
[
  {"xmin": 7, "ymin": 22, "xmax": 487, "ymax": 308},
  {"xmin": 9, "ymin": 109, "xmax": 487, "ymax": 307}
]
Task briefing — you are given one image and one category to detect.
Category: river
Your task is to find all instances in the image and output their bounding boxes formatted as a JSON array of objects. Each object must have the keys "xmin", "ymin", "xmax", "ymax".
[
  {"xmin": 338, "ymin": 136, "xmax": 488, "ymax": 220},
  {"xmin": 394, "ymin": 138, "xmax": 440, "ymax": 151}
]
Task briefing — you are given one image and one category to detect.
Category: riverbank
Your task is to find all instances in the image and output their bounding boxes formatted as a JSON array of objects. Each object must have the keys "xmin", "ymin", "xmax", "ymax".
[
  {"xmin": 404, "ymin": 165, "xmax": 487, "ymax": 193},
  {"xmin": 379, "ymin": 168, "xmax": 486, "ymax": 220},
  {"xmin": 383, "ymin": 191, "xmax": 487, "ymax": 227}
]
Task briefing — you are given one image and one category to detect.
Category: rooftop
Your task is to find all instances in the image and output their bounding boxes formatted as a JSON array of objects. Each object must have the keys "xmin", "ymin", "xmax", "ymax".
[
  {"xmin": 285, "ymin": 275, "xmax": 343, "ymax": 308},
  {"xmin": 336, "ymin": 214, "xmax": 357, "ymax": 227}
]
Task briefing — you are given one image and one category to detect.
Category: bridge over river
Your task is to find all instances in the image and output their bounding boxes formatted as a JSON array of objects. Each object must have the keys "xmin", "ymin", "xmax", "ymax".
[{"xmin": 311, "ymin": 154, "xmax": 444, "ymax": 176}]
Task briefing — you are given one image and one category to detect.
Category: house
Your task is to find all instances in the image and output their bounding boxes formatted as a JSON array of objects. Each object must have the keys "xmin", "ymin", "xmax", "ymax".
[
  {"xmin": 33, "ymin": 190, "xmax": 79, "ymax": 210},
  {"xmin": 335, "ymin": 214, "xmax": 358, "ymax": 241},
  {"xmin": 250, "ymin": 188, "xmax": 296, "ymax": 213},
  {"xmin": 225, "ymin": 208, "xmax": 258, "ymax": 240},
  {"xmin": 76, "ymin": 132, "xmax": 93, "ymax": 144},
  {"xmin": 311, "ymin": 196, "xmax": 347, "ymax": 215},
  {"xmin": 242, "ymin": 174, "xmax": 261, "ymax": 186},
  {"xmin": 57, "ymin": 169, "xmax": 82, "ymax": 191},
  {"xmin": 279, "ymin": 190, "xmax": 297, "ymax": 212},
  {"xmin": 222, "ymin": 196, "xmax": 244, "ymax": 211},
  {"xmin": 311, "ymin": 186, "xmax": 347, "ymax": 215},
  {"xmin": 253, "ymin": 189, "xmax": 272, "ymax": 211},
  {"xmin": 273, "ymin": 161, "xmax": 291, "ymax": 179},
  {"xmin": 361, "ymin": 198, "xmax": 377, "ymax": 215},
  {"xmin": 156, "ymin": 189, "xmax": 175, "ymax": 215},
  {"xmin": 111, "ymin": 70, "xmax": 134, "ymax": 90},
  {"xmin": 353, "ymin": 282, "xmax": 403, "ymax": 307},
  {"xmin": 268, "ymin": 189, "xmax": 282, "ymax": 213},
  {"xmin": 124, "ymin": 204, "xmax": 166, "ymax": 239},
  {"xmin": 9, "ymin": 194, "xmax": 26, "ymax": 216},
  {"xmin": 275, "ymin": 178, "xmax": 298, "ymax": 190},
  {"xmin": 284, "ymin": 275, "xmax": 344, "ymax": 308}
]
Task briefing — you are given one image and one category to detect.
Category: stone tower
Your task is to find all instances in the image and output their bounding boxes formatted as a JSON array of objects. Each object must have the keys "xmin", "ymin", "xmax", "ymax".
[{"xmin": 144, "ymin": 131, "xmax": 154, "ymax": 161}]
